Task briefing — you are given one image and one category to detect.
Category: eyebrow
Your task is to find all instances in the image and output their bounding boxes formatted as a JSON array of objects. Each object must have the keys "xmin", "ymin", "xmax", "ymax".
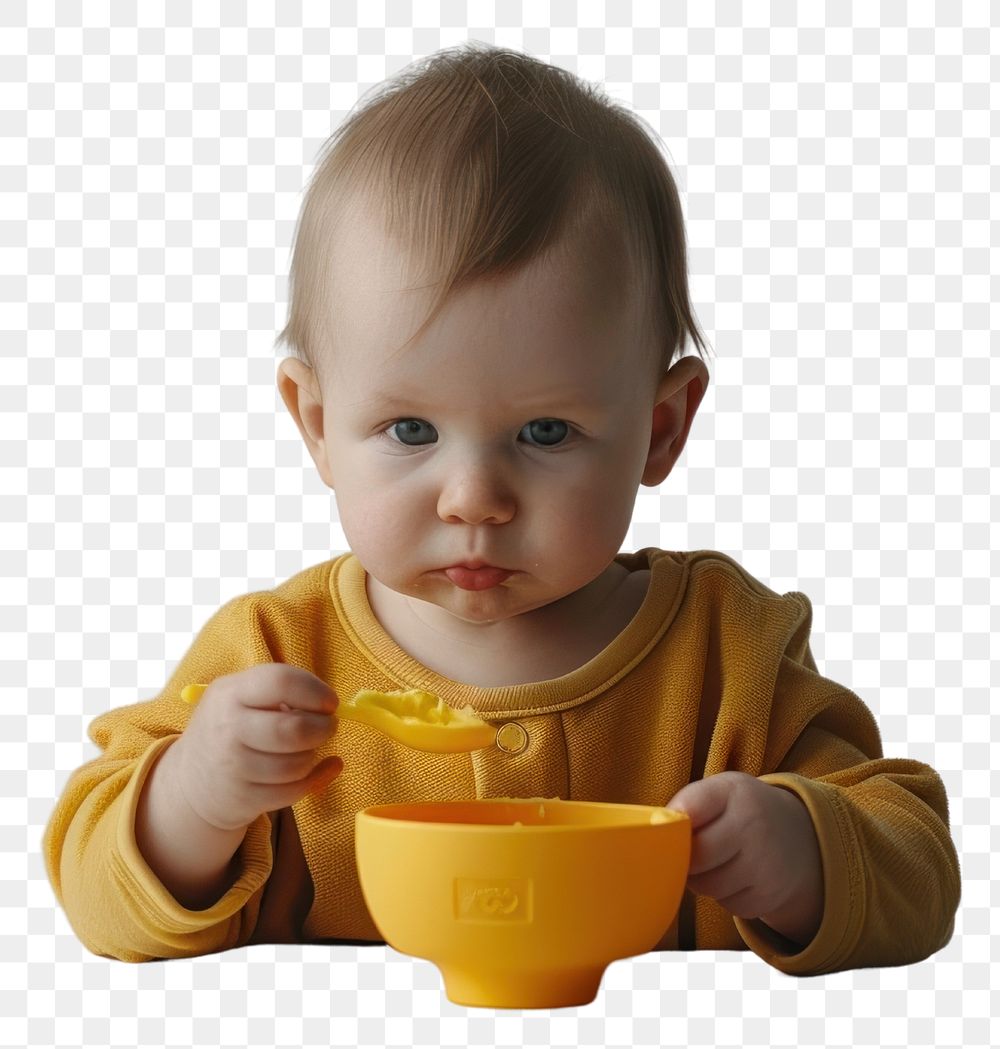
[{"xmin": 361, "ymin": 389, "xmax": 610, "ymax": 412}]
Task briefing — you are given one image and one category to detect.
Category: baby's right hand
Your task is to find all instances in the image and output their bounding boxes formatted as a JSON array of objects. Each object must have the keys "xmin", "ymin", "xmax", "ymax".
[{"xmin": 169, "ymin": 663, "xmax": 343, "ymax": 831}]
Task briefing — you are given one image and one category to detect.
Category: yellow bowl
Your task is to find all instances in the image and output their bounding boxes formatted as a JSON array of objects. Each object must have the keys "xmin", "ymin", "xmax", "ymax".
[{"xmin": 354, "ymin": 796, "xmax": 691, "ymax": 1009}]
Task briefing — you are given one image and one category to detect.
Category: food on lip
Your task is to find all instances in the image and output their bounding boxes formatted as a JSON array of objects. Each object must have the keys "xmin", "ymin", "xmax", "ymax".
[{"xmin": 179, "ymin": 682, "xmax": 496, "ymax": 753}]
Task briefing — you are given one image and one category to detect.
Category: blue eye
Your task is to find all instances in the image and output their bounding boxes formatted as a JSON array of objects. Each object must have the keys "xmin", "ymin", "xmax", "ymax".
[
  {"xmin": 385, "ymin": 419, "xmax": 437, "ymax": 446},
  {"xmin": 380, "ymin": 417, "xmax": 571, "ymax": 448},
  {"xmin": 521, "ymin": 418, "xmax": 569, "ymax": 447}
]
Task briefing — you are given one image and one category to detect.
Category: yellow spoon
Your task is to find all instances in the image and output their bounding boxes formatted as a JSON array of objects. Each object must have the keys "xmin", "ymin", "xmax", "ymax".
[{"xmin": 179, "ymin": 681, "xmax": 497, "ymax": 754}]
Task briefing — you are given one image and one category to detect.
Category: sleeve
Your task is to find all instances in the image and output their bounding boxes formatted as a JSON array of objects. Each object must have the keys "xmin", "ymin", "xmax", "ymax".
[
  {"xmin": 730, "ymin": 596, "xmax": 962, "ymax": 976},
  {"xmin": 41, "ymin": 594, "xmax": 279, "ymax": 962}
]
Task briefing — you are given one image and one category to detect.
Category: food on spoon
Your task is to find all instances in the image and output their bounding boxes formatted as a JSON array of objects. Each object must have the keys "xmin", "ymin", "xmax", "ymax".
[
  {"xmin": 179, "ymin": 682, "xmax": 495, "ymax": 753},
  {"xmin": 345, "ymin": 688, "xmax": 496, "ymax": 752}
]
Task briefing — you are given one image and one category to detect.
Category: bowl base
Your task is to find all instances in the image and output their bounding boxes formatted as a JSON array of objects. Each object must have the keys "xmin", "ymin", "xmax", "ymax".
[{"xmin": 439, "ymin": 963, "xmax": 606, "ymax": 1010}]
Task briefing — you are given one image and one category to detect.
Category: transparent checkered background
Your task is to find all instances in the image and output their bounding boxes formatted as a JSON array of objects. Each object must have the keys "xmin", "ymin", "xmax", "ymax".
[{"xmin": 3, "ymin": 4, "xmax": 995, "ymax": 1048}]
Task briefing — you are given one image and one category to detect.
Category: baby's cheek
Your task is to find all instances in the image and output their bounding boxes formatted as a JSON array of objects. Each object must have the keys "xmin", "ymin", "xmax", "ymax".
[
  {"xmin": 338, "ymin": 497, "xmax": 394, "ymax": 554},
  {"xmin": 549, "ymin": 487, "xmax": 630, "ymax": 554}
]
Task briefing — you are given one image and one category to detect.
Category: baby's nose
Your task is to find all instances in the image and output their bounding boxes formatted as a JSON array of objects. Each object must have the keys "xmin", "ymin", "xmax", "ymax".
[{"xmin": 436, "ymin": 461, "xmax": 516, "ymax": 525}]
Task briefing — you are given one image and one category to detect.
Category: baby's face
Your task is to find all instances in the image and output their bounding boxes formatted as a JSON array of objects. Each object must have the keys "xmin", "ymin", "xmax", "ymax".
[{"xmin": 280, "ymin": 202, "xmax": 695, "ymax": 626}]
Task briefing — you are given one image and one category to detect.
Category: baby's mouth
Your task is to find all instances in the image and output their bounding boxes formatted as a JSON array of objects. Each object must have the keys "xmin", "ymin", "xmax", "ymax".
[{"xmin": 441, "ymin": 565, "xmax": 515, "ymax": 591}]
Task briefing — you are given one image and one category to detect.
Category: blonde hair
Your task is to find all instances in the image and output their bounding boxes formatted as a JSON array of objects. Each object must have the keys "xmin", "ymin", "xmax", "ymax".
[{"xmin": 274, "ymin": 41, "xmax": 711, "ymax": 381}]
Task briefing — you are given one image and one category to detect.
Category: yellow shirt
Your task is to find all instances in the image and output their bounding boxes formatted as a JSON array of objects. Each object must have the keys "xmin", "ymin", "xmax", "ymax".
[{"xmin": 43, "ymin": 548, "xmax": 960, "ymax": 973}]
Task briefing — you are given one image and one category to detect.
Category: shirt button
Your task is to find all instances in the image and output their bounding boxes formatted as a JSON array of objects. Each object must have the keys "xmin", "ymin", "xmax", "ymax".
[{"xmin": 495, "ymin": 722, "xmax": 529, "ymax": 754}]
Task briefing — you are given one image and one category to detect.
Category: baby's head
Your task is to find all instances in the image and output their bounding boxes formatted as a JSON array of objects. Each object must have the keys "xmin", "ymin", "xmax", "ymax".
[{"xmin": 276, "ymin": 43, "xmax": 711, "ymax": 624}]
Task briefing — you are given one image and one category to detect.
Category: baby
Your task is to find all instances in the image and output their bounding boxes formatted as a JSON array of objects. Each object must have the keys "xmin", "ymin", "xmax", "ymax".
[{"xmin": 44, "ymin": 42, "xmax": 959, "ymax": 972}]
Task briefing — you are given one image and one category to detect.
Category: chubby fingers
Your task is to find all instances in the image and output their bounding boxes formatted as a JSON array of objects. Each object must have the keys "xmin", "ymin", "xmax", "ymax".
[
  {"xmin": 195, "ymin": 665, "xmax": 341, "ymax": 755},
  {"xmin": 668, "ymin": 775, "xmax": 741, "ymax": 881},
  {"xmin": 219, "ymin": 663, "xmax": 339, "ymax": 714},
  {"xmin": 667, "ymin": 772, "xmax": 742, "ymax": 831},
  {"xmin": 667, "ymin": 773, "xmax": 771, "ymax": 913},
  {"xmin": 238, "ymin": 705, "xmax": 337, "ymax": 755}
]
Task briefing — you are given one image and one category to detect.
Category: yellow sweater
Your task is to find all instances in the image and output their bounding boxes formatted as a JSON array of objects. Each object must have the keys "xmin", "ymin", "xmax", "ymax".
[{"xmin": 43, "ymin": 548, "xmax": 960, "ymax": 973}]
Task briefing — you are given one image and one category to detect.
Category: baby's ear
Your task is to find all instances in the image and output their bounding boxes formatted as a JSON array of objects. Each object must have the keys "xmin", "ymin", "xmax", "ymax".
[
  {"xmin": 640, "ymin": 356, "xmax": 709, "ymax": 487},
  {"xmin": 276, "ymin": 358, "xmax": 335, "ymax": 488}
]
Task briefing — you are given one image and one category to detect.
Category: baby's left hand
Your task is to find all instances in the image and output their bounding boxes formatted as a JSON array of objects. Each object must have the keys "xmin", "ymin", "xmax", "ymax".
[{"xmin": 667, "ymin": 771, "xmax": 825, "ymax": 947}]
